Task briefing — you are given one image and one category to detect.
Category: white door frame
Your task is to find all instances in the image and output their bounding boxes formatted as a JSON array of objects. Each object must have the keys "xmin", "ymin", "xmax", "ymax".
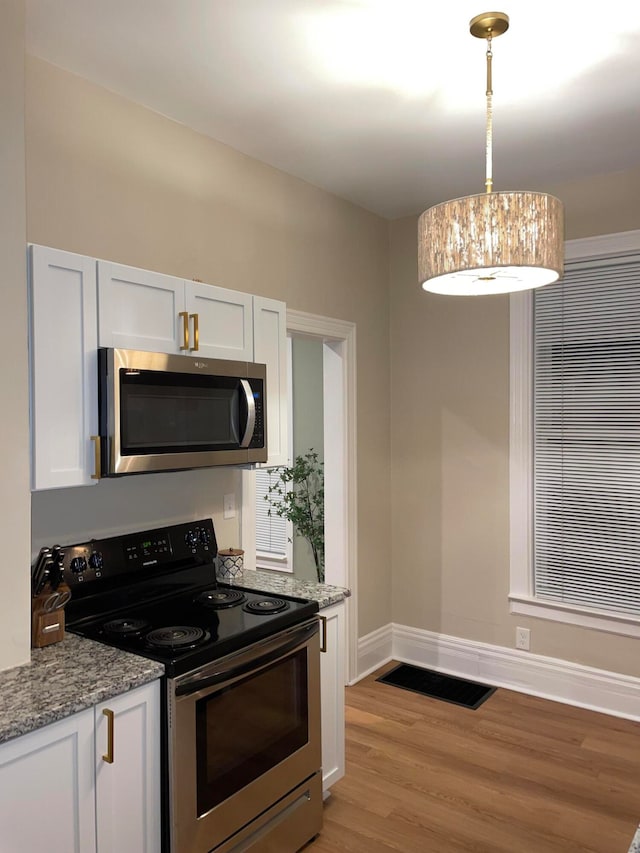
[{"xmin": 287, "ymin": 310, "xmax": 358, "ymax": 686}]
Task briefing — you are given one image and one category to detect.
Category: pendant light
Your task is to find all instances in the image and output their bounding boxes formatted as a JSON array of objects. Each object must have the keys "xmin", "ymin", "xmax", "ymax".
[{"xmin": 418, "ymin": 12, "xmax": 564, "ymax": 296}]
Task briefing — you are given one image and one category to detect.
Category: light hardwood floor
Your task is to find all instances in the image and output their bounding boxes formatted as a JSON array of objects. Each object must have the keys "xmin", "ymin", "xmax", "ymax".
[{"xmin": 310, "ymin": 661, "xmax": 640, "ymax": 853}]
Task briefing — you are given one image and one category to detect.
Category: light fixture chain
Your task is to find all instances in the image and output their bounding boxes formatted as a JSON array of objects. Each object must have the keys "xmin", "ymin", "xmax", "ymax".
[{"xmin": 485, "ymin": 33, "xmax": 493, "ymax": 193}]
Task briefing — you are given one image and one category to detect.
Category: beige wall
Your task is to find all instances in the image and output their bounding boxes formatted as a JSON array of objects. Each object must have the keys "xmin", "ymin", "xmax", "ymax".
[
  {"xmin": 0, "ymin": 1, "xmax": 31, "ymax": 670},
  {"xmin": 389, "ymin": 166, "xmax": 640, "ymax": 678},
  {"xmin": 21, "ymin": 51, "xmax": 640, "ymax": 676},
  {"xmin": 25, "ymin": 57, "xmax": 392, "ymax": 639}
]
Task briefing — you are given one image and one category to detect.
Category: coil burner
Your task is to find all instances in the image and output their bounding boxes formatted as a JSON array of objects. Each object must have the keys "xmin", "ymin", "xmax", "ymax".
[
  {"xmin": 145, "ymin": 626, "xmax": 209, "ymax": 649},
  {"xmin": 195, "ymin": 589, "xmax": 247, "ymax": 609},
  {"xmin": 102, "ymin": 617, "xmax": 150, "ymax": 638},
  {"xmin": 243, "ymin": 598, "xmax": 290, "ymax": 615}
]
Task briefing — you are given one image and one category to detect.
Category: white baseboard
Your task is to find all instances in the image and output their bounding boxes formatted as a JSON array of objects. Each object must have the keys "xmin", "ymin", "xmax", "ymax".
[
  {"xmin": 356, "ymin": 622, "xmax": 640, "ymax": 721},
  {"xmin": 351, "ymin": 623, "xmax": 392, "ymax": 684}
]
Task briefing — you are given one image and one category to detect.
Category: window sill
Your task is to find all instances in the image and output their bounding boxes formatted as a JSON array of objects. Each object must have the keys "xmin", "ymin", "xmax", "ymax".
[
  {"xmin": 255, "ymin": 553, "xmax": 293, "ymax": 574},
  {"xmin": 509, "ymin": 595, "xmax": 640, "ymax": 638}
]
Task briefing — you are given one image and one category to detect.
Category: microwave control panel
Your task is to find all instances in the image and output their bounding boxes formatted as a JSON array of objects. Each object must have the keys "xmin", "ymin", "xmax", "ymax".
[{"xmin": 248, "ymin": 379, "xmax": 265, "ymax": 449}]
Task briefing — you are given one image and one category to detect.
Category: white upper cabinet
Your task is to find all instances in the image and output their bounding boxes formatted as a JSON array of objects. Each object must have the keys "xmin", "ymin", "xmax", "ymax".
[
  {"xmin": 29, "ymin": 245, "xmax": 99, "ymax": 489},
  {"xmin": 29, "ymin": 247, "xmax": 282, "ymax": 489},
  {"xmin": 97, "ymin": 261, "xmax": 183, "ymax": 353},
  {"xmin": 185, "ymin": 281, "xmax": 253, "ymax": 360},
  {"xmin": 253, "ymin": 296, "xmax": 288, "ymax": 467},
  {"xmin": 98, "ymin": 262, "xmax": 254, "ymax": 360}
]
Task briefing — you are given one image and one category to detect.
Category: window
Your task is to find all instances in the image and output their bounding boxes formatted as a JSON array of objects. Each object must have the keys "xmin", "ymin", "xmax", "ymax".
[
  {"xmin": 510, "ymin": 231, "xmax": 640, "ymax": 637},
  {"xmin": 254, "ymin": 467, "xmax": 292, "ymax": 571}
]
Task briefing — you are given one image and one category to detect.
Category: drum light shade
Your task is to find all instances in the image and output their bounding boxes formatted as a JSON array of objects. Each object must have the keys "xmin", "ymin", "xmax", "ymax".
[
  {"xmin": 419, "ymin": 12, "xmax": 565, "ymax": 296},
  {"xmin": 418, "ymin": 190, "xmax": 564, "ymax": 296}
]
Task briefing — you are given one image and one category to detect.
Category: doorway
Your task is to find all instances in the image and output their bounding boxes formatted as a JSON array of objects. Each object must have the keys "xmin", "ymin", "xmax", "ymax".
[
  {"xmin": 241, "ymin": 309, "xmax": 357, "ymax": 684},
  {"xmin": 288, "ymin": 310, "xmax": 357, "ymax": 685}
]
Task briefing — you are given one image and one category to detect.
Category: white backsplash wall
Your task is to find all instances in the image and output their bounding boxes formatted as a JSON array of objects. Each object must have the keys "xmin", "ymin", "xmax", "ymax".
[{"xmin": 31, "ymin": 466, "xmax": 243, "ymax": 556}]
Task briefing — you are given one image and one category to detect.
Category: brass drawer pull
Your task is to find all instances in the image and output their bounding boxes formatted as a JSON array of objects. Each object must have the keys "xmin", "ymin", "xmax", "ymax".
[
  {"xmin": 90, "ymin": 435, "xmax": 101, "ymax": 480},
  {"xmin": 190, "ymin": 313, "xmax": 199, "ymax": 352},
  {"xmin": 319, "ymin": 615, "xmax": 327, "ymax": 653},
  {"xmin": 179, "ymin": 311, "xmax": 189, "ymax": 351},
  {"xmin": 102, "ymin": 708, "xmax": 114, "ymax": 764}
]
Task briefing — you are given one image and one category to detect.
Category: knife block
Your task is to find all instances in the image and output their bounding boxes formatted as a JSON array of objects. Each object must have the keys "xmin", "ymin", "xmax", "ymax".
[{"xmin": 31, "ymin": 585, "xmax": 69, "ymax": 649}]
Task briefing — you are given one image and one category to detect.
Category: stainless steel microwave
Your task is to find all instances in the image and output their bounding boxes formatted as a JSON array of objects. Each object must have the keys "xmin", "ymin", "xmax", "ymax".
[{"xmin": 97, "ymin": 347, "xmax": 267, "ymax": 476}]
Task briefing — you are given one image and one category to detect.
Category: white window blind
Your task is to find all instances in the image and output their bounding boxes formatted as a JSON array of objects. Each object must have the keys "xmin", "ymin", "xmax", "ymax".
[
  {"xmin": 255, "ymin": 468, "xmax": 289, "ymax": 564},
  {"xmin": 533, "ymin": 253, "xmax": 640, "ymax": 616}
]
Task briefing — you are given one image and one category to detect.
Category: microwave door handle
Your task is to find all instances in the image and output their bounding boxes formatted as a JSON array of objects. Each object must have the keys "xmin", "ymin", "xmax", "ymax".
[{"xmin": 239, "ymin": 379, "xmax": 256, "ymax": 448}]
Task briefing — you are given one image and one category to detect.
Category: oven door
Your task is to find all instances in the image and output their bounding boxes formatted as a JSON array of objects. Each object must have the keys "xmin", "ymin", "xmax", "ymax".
[{"xmin": 168, "ymin": 619, "xmax": 322, "ymax": 853}]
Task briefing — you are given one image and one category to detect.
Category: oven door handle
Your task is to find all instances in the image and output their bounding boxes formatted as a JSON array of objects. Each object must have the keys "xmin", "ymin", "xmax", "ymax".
[{"xmin": 174, "ymin": 618, "xmax": 319, "ymax": 698}]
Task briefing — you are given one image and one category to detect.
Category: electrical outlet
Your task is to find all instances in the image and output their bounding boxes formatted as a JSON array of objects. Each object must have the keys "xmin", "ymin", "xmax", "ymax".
[
  {"xmin": 223, "ymin": 493, "xmax": 236, "ymax": 519},
  {"xmin": 516, "ymin": 627, "xmax": 530, "ymax": 651}
]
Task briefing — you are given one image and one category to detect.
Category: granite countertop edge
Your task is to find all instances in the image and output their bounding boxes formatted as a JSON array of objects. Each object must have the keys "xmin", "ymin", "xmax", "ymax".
[
  {"xmin": 0, "ymin": 633, "xmax": 164, "ymax": 746},
  {"xmin": 628, "ymin": 826, "xmax": 640, "ymax": 853},
  {"xmin": 233, "ymin": 569, "xmax": 350, "ymax": 609}
]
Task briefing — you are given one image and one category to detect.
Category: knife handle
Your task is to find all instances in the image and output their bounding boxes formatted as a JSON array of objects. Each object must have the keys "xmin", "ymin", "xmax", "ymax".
[{"xmin": 32, "ymin": 548, "xmax": 52, "ymax": 596}]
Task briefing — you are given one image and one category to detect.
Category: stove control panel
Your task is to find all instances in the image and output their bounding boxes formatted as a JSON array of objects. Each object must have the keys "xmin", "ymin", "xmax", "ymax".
[
  {"xmin": 184, "ymin": 525, "xmax": 212, "ymax": 552},
  {"xmin": 60, "ymin": 518, "xmax": 218, "ymax": 592}
]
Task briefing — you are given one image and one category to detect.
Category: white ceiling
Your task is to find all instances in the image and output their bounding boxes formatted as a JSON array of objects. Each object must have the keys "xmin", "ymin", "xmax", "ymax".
[{"xmin": 25, "ymin": 0, "xmax": 640, "ymax": 219}]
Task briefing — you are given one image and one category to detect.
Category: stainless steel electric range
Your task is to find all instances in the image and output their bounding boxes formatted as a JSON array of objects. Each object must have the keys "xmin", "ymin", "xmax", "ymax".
[{"xmin": 62, "ymin": 518, "xmax": 323, "ymax": 853}]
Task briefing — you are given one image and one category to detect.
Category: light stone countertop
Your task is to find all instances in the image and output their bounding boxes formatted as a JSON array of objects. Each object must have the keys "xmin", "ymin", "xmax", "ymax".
[
  {"xmin": 229, "ymin": 569, "xmax": 349, "ymax": 609},
  {"xmin": 0, "ymin": 633, "xmax": 164, "ymax": 745},
  {"xmin": 628, "ymin": 827, "xmax": 640, "ymax": 853}
]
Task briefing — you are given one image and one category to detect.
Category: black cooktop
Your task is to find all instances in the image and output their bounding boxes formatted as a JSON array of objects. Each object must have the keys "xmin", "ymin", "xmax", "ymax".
[{"xmin": 61, "ymin": 519, "xmax": 318, "ymax": 678}]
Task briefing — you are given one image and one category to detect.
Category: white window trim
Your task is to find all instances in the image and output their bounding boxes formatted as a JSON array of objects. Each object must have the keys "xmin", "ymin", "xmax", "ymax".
[{"xmin": 509, "ymin": 228, "xmax": 640, "ymax": 638}]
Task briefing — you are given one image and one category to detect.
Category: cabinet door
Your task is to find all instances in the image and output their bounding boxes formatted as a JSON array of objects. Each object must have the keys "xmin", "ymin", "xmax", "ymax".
[
  {"xmin": 253, "ymin": 296, "xmax": 288, "ymax": 467},
  {"xmin": 98, "ymin": 261, "xmax": 184, "ymax": 353},
  {"xmin": 320, "ymin": 602, "xmax": 346, "ymax": 792},
  {"xmin": 29, "ymin": 245, "xmax": 99, "ymax": 489},
  {"xmin": 0, "ymin": 708, "xmax": 96, "ymax": 853},
  {"xmin": 95, "ymin": 680, "xmax": 161, "ymax": 853},
  {"xmin": 185, "ymin": 281, "xmax": 254, "ymax": 360}
]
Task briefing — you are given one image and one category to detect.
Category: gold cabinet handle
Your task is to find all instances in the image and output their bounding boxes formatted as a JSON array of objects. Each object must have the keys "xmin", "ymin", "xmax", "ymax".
[
  {"xmin": 90, "ymin": 436, "xmax": 101, "ymax": 480},
  {"xmin": 102, "ymin": 708, "xmax": 114, "ymax": 764},
  {"xmin": 319, "ymin": 615, "xmax": 327, "ymax": 653},
  {"xmin": 190, "ymin": 313, "xmax": 199, "ymax": 352},
  {"xmin": 179, "ymin": 311, "xmax": 189, "ymax": 351}
]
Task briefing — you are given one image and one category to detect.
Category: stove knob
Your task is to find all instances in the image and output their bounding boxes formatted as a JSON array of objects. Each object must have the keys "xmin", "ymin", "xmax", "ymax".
[
  {"xmin": 88, "ymin": 551, "xmax": 104, "ymax": 570},
  {"xmin": 70, "ymin": 556, "xmax": 87, "ymax": 574},
  {"xmin": 185, "ymin": 530, "xmax": 198, "ymax": 548}
]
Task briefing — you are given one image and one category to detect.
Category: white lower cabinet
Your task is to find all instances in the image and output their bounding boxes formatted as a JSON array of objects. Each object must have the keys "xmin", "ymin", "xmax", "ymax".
[
  {"xmin": 95, "ymin": 682, "xmax": 161, "ymax": 853},
  {"xmin": 0, "ymin": 705, "xmax": 96, "ymax": 852},
  {"xmin": 320, "ymin": 602, "xmax": 346, "ymax": 793},
  {"xmin": 0, "ymin": 680, "xmax": 160, "ymax": 853}
]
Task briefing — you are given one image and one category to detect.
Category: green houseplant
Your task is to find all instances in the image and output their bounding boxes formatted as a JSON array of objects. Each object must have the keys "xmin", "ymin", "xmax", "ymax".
[{"xmin": 264, "ymin": 450, "xmax": 325, "ymax": 582}]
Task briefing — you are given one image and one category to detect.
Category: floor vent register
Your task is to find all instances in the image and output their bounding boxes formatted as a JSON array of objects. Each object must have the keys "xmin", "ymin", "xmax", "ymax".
[{"xmin": 377, "ymin": 663, "xmax": 496, "ymax": 710}]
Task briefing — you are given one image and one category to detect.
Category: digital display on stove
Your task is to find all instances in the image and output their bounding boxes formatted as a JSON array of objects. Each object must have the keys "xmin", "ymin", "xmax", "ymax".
[{"xmin": 122, "ymin": 532, "xmax": 174, "ymax": 566}]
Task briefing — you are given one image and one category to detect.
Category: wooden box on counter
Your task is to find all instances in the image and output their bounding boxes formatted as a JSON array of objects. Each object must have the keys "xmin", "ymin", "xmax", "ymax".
[{"xmin": 31, "ymin": 584, "xmax": 70, "ymax": 648}]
